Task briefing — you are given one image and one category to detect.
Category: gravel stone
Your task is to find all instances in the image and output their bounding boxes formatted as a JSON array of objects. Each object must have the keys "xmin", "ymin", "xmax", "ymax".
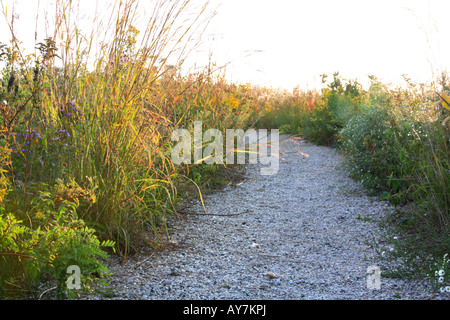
[{"xmin": 82, "ymin": 134, "xmax": 447, "ymax": 300}]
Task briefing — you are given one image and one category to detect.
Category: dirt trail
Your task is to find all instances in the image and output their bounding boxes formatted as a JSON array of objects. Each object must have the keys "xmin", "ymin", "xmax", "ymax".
[{"xmin": 83, "ymin": 134, "xmax": 437, "ymax": 300}]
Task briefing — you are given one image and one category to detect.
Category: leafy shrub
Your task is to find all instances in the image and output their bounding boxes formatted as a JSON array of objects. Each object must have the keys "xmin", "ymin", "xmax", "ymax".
[
  {"xmin": 299, "ymin": 73, "xmax": 363, "ymax": 145},
  {"xmin": 300, "ymin": 96, "xmax": 338, "ymax": 145},
  {"xmin": 0, "ymin": 180, "xmax": 114, "ymax": 299},
  {"xmin": 338, "ymin": 76, "xmax": 449, "ymax": 286},
  {"xmin": 338, "ymin": 104, "xmax": 421, "ymax": 203}
]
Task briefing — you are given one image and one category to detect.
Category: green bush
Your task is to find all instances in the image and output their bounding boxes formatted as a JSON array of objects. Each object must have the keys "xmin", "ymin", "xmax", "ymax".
[
  {"xmin": 337, "ymin": 76, "xmax": 449, "ymax": 286},
  {"xmin": 0, "ymin": 180, "xmax": 114, "ymax": 299},
  {"xmin": 338, "ymin": 104, "xmax": 421, "ymax": 203},
  {"xmin": 299, "ymin": 73, "xmax": 363, "ymax": 145}
]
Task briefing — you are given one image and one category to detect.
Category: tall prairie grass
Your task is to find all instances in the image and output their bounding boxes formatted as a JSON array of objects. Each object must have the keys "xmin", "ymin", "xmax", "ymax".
[{"xmin": 0, "ymin": 0, "xmax": 271, "ymax": 298}]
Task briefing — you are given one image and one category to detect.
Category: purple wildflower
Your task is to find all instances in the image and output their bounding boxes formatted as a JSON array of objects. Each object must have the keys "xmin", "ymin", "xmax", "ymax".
[{"xmin": 59, "ymin": 129, "xmax": 70, "ymax": 137}]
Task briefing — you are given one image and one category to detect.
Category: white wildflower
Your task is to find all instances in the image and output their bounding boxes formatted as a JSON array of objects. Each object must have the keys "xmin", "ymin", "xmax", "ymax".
[{"xmin": 438, "ymin": 269, "xmax": 445, "ymax": 277}]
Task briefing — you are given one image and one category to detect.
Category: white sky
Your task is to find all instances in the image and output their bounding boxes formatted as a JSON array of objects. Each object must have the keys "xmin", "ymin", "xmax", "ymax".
[
  {"xmin": 1, "ymin": 0, "xmax": 449, "ymax": 90},
  {"xmin": 200, "ymin": 0, "xmax": 450, "ymax": 90}
]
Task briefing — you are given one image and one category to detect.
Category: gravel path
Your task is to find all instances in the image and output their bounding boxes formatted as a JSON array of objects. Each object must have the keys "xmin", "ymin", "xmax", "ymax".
[{"xmin": 84, "ymin": 134, "xmax": 442, "ymax": 300}]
